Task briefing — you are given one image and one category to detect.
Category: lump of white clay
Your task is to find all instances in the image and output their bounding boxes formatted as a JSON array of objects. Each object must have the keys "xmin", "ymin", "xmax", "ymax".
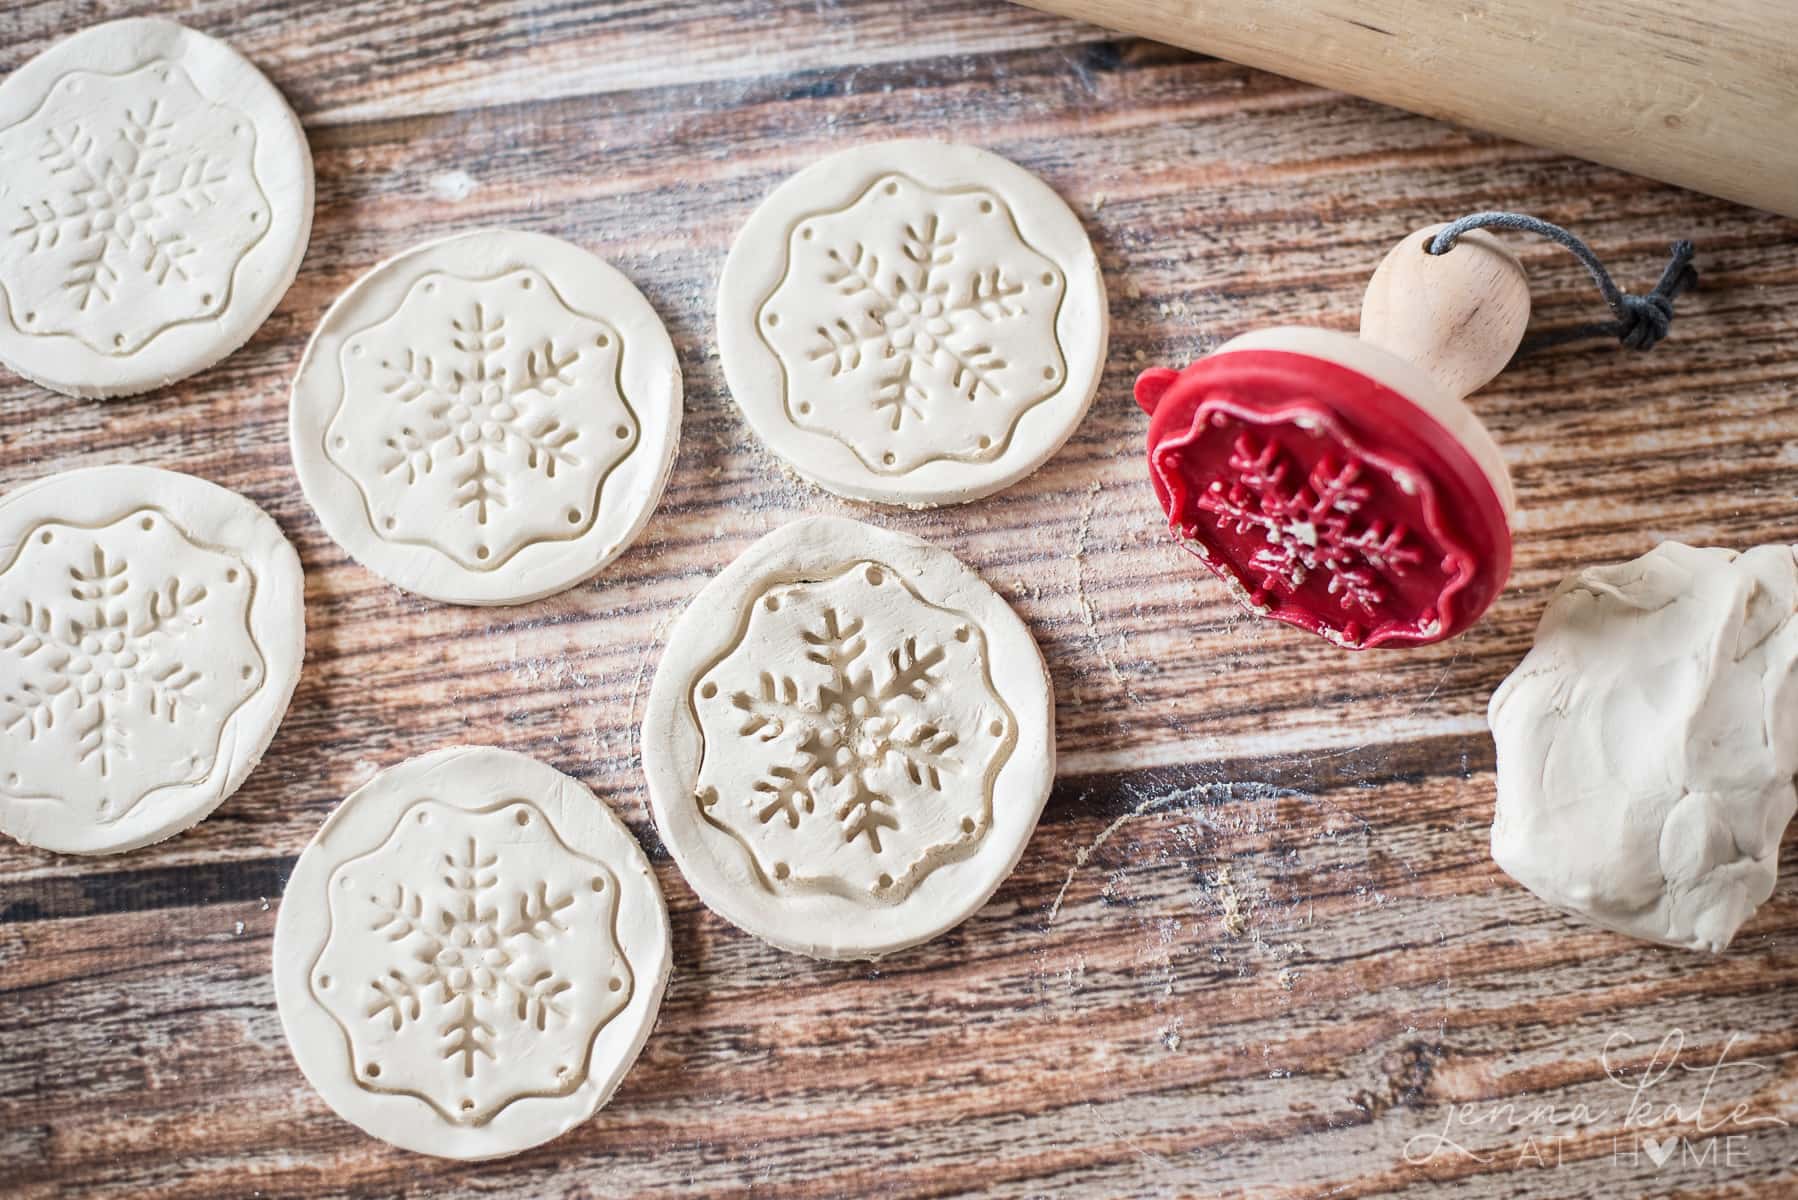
[{"xmin": 1489, "ymin": 542, "xmax": 1798, "ymax": 952}]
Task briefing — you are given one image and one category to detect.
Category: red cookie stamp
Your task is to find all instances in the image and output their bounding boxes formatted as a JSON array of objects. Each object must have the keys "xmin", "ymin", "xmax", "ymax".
[{"xmin": 1137, "ymin": 227, "xmax": 1527, "ymax": 649}]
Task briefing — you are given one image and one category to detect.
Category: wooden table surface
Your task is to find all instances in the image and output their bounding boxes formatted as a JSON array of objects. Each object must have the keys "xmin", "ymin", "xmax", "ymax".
[{"xmin": 4, "ymin": 3, "xmax": 1798, "ymax": 1197}]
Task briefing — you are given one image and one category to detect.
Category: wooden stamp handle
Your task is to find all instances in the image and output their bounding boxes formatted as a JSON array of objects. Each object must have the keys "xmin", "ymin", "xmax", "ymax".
[{"xmin": 1358, "ymin": 225, "xmax": 1531, "ymax": 402}]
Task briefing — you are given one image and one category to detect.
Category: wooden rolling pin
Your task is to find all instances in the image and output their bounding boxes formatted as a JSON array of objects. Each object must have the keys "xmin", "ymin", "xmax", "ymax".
[{"xmin": 1014, "ymin": 0, "xmax": 1798, "ymax": 218}]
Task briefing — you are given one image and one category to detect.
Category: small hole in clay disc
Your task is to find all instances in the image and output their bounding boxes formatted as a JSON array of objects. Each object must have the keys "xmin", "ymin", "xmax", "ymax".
[
  {"xmin": 566, "ymin": 508, "xmax": 581, "ymax": 524},
  {"xmin": 884, "ymin": 181, "xmax": 898, "ymax": 195},
  {"xmin": 1042, "ymin": 367, "xmax": 1056, "ymax": 380},
  {"xmin": 700, "ymin": 682, "xmax": 717, "ymax": 698},
  {"xmin": 765, "ymin": 312, "xmax": 779, "ymax": 327},
  {"xmin": 801, "ymin": 227, "xmax": 813, "ymax": 239},
  {"xmin": 40, "ymin": 531, "xmax": 53, "ymax": 544},
  {"xmin": 797, "ymin": 401, "xmax": 811, "ymax": 414},
  {"xmin": 961, "ymin": 818, "xmax": 976, "ymax": 833},
  {"xmin": 979, "ymin": 200, "xmax": 993, "ymax": 213},
  {"xmin": 240, "ymin": 665, "xmax": 253, "ymax": 680},
  {"xmin": 476, "ymin": 546, "xmax": 490, "ymax": 560},
  {"xmin": 226, "ymin": 569, "xmax": 239, "ymax": 583},
  {"xmin": 954, "ymin": 626, "xmax": 969, "ymax": 642},
  {"xmin": 1041, "ymin": 272, "xmax": 1055, "ymax": 285},
  {"xmin": 519, "ymin": 277, "xmax": 533, "ymax": 289},
  {"xmin": 989, "ymin": 720, "xmax": 1003, "ymax": 736},
  {"xmin": 317, "ymin": 974, "xmax": 331, "ymax": 988},
  {"xmin": 114, "ymin": 335, "xmax": 125, "ymax": 347},
  {"xmin": 608, "ymin": 977, "xmax": 623, "ymax": 992},
  {"xmin": 865, "ymin": 566, "xmax": 884, "ymax": 585},
  {"xmin": 978, "ymin": 436, "xmax": 991, "ymax": 449},
  {"xmin": 882, "ymin": 452, "xmax": 896, "ymax": 465},
  {"xmin": 614, "ymin": 425, "xmax": 630, "ymax": 439},
  {"xmin": 515, "ymin": 808, "xmax": 530, "ymax": 825},
  {"xmin": 461, "ymin": 1099, "xmax": 474, "ymax": 1111},
  {"xmin": 774, "ymin": 862, "xmax": 790, "ymax": 880},
  {"xmin": 366, "ymin": 1063, "xmax": 381, "ymax": 1077},
  {"xmin": 878, "ymin": 873, "xmax": 893, "ymax": 888},
  {"xmin": 140, "ymin": 517, "xmax": 154, "ymax": 531},
  {"xmin": 201, "ymin": 293, "xmax": 213, "ymax": 305},
  {"xmin": 591, "ymin": 877, "xmax": 605, "ymax": 891},
  {"xmin": 595, "ymin": 333, "xmax": 610, "ymax": 347},
  {"xmin": 383, "ymin": 516, "xmax": 396, "ymax": 530},
  {"xmin": 764, "ymin": 595, "xmax": 780, "ymax": 611}
]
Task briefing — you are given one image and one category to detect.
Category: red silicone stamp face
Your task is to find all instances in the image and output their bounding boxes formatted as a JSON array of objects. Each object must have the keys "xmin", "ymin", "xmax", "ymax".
[{"xmin": 1140, "ymin": 350, "xmax": 1511, "ymax": 649}]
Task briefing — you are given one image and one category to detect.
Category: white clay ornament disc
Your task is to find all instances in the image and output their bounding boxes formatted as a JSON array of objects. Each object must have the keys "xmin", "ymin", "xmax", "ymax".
[
  {"xmin": 291, "ymin": 229, "xmax": 682, "ymax": 605},
  {"xmin": 642, "ymin": 516, "xmax": 1055, "ymax": 958},
  {"xmin": 0, "ymin": 19, "xmax": 314, "ymax": 398},
  {"xmin": 273, "ymin": 746, "xmax": 673, "ymax": 1160},
  {"xmin": 717, "ymin": 141, "xmax": 1108, "ymax": 506},
  {"xmin": 0, "ymin": 465, "xmax": 304, "ymax": 854}
]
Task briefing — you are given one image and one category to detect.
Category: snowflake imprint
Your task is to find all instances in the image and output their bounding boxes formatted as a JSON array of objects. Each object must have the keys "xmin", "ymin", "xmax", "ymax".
[
  {"xmin": 313, "ymin": 801, "xmax": 633, "ymax": 1124},
  {"xmin": 12, "ymin": 100, "xmax": 226, "ymax": 309},
  {"xmin": 810, "ymin": 214, "xmax": 1022, "ymax": 432},
  {"xmin": 0, "ymin": 512, "xmax": 260, "ymax": 821},
  {"xmin": 0, "ymin": 62, "xmax": 265, "ymax": 353},
  {"xmin": 693, "ymin": 562, "xmax": 1015, "ymax": 900},
  {"xmin": 328, "ymin": 270, "xmax": 636, "ymax": 571},
  {"xmin": 373, "ymin": 303, "xmax": 584, "ymax": 523},
  {"xmin": 760, "ymin": 175, "xmax": 1068, "ymax": 473},
  {"xmin": 732, "ymin": 607, "xmax": 956, "ymax": 852},
  {"xmin": 363, "ymin": 837, "xmax": 578, "ymax": 1077}
]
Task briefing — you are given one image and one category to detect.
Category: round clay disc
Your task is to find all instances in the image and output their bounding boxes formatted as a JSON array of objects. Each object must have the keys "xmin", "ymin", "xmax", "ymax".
[
  {"xmin": 272, "ymin": 746, "xmax": 673, "ymax": 1161},
  {"xmin": 290, "ymin": 229, "xmax": 683, "ymax": 606},
  {"xmin": 642, "ymin": 516, "xmax": 1055, "ymax": 959},
  {"xmin": 717, "ymin": 141, "xmax": 1108, "ymax": 506},
  {"xmin": 0, "ymin": 18, "xmax": 314, "ymax": 398},
  {"xmin": 0, "ymin": 465, "xmax": 304, "ymax": 854}
]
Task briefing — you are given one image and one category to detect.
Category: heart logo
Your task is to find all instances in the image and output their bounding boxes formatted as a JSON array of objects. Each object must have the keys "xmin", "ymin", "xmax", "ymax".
[{"xmin": 1643, "ymin": 1135, "xmax": 1677, "ymax": 1167}]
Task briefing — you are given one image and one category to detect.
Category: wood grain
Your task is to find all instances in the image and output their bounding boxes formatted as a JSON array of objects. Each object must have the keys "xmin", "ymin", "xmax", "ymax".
[{"xmin": 3, "ymin": 3, "xmax": 1798, "ymax": 1197}]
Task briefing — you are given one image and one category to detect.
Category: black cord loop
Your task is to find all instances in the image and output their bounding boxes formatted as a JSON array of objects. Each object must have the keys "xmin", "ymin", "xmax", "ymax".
[{"xmin": 1427, "ymin": 212, "xmax": 1697, "ymax": 354}]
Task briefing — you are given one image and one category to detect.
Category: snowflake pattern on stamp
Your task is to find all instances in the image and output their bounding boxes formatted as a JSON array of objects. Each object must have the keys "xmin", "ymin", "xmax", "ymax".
[
  {"xmin": 758, "ymin": 174, "xmax": 1068, "ymax": 474},
  {"xmin": 0, "ymin": 510, "xmax": 262, "ymax": 824},
  {"xmin": 691, "ymin": 561, "xmax": 1016, "ymax": 901},
  {"xmin": 0, "ymin": 62, "xmax": 267, "ymax": 354},
  {"xmin": 325, "ymin": 269, "xmax": 638, "ymax": 571},
  {"xmin": 311, "ymin": 798, "xmax": 632, "ymax": 1125},
  {"xmin": 1195, "ymin": 434, "xmax": 1424, "ymax": 618}
]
